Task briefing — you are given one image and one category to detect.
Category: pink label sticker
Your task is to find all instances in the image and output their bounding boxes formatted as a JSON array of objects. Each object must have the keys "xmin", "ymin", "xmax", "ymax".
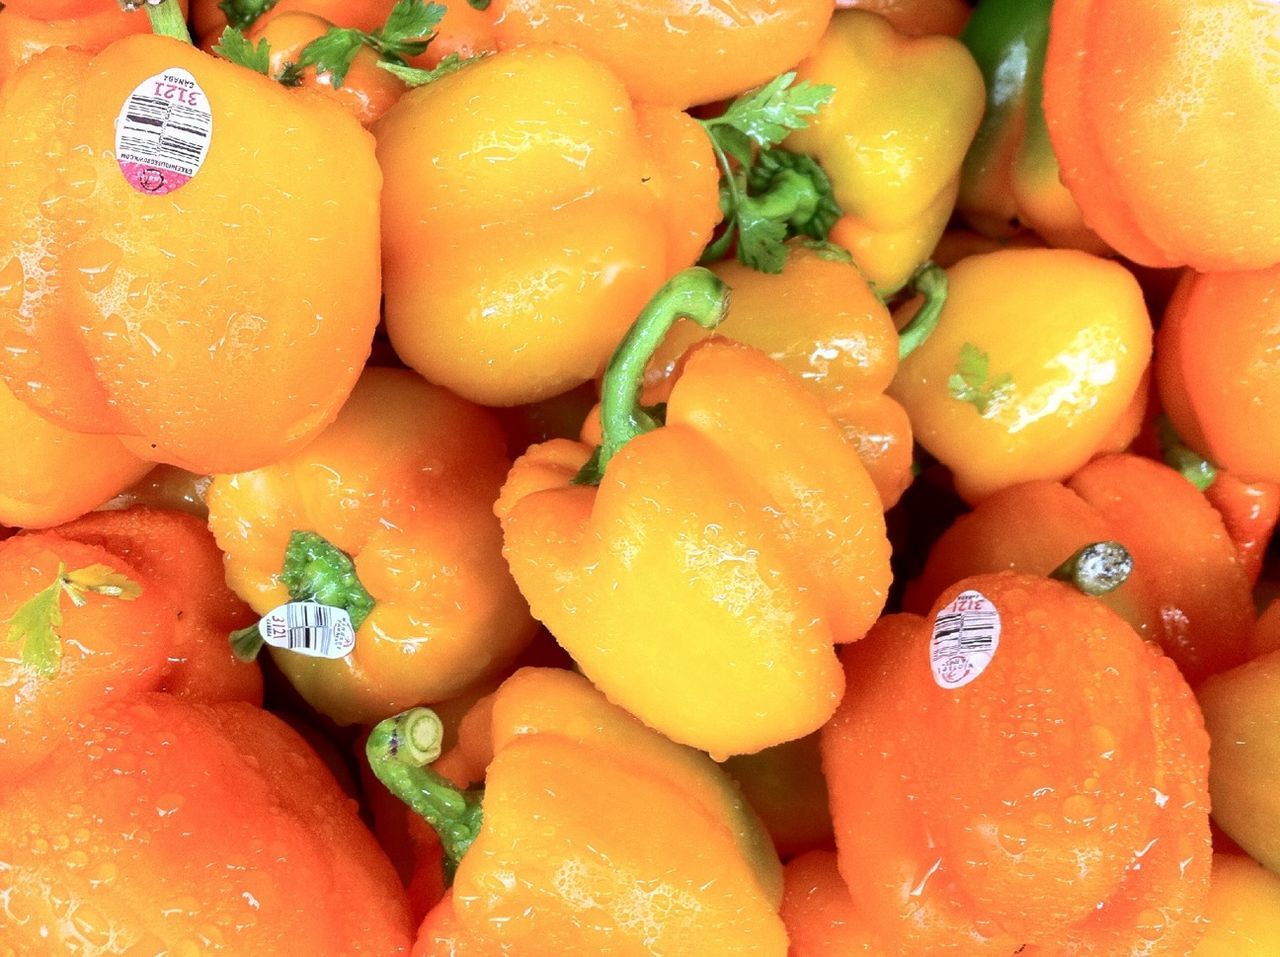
[
  {"xmin": 114, "ymin": 68, "xmax": 213, "ymax": 196},
  {"xmin": 930, "ymin": 589, "xmax": 1001, "ymax": 690}
]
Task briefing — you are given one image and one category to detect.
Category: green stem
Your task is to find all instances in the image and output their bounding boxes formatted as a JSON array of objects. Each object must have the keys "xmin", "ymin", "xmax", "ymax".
[
  {"xmin": 897, "ymin": 263, "xmax": 948, "ymax": 360},
  {"xmin": 366, "ymin": 708, "xmax": 484, "ymax": 883},
  {"xmin": 1157, "ymin": 416, "xmax": 1218, "ymax": 492},
  {"xmin": 1050, "ymin": 541, "xmax": 1133, "ymax": 597},
  {"xmin": 747, "ymin": 168, "xmax": 820, "ymax": 224},
  {"xmin": 142, "ymin": 0, "xmax": 194, "ymax": 44},
  {"xmin": 282, "ymin": 531, "xmax": 375, "ymax": 628},
  {"xmin": 574, "ymin": 268, "xmax": 729, "ymax": 485}
]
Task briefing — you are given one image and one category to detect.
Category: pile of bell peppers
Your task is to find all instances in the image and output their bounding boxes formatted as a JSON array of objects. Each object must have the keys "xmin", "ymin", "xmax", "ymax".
[{"xmin": 2, "ymin": 0, "xmax": 1280, "ymax": 953}]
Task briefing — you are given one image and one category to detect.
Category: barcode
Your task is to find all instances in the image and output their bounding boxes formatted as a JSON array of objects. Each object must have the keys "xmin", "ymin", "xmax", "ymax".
[
  {"xmin": 286, "ymin": 603, "xmax": 334, "ymax": 656},
  {"xmin": 114, "ymin": 68, "xmax": 213, "ymax": 194}
]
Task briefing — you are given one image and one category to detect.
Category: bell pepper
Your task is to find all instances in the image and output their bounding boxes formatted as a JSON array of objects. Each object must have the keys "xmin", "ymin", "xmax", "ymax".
[
  {"xmin": 907, "ymin": 453, "xmax": 1255, "ymax": 686},
  {"xmin": 645, "ymin": 242, "xmax": 918, "ymax": 508},
  {"xmin": 723, "ymin": 732, "xmax": 834, "ymax": 860},
  {"xmin": 891, "ymin": 248, "xmax": 1152, "ymax": 502},
  {"xmin": 1158, "ymin": 265, "xmax": 1280, "ymax": 486},
  {"xmin": 376, "ymin": 45, "xmax": 719, "ymax": 407},
  {"xmin": 780, "ymin": 849, "xmax": 877, "ymax": 955},
  {"xmin": 480, "ymin": 0, "xmax": 833, "ymax": 108},
  {"xmin": 785, "ymin": 11, "xmax": 984, "ymax": 292},
  {"xmin": 835, "ymin": 0, "xmax": 969, "ymax": 37},
  {"xmin": 496, "ymin": 268, "xmax": 890, "ymax": 757},
  {"xmin": 1043, "ymin": 0, "xmax": 1280, "ymax": 271},
  {"xmin": 193, "ymin": 0, "xmax": 397, "ymax": 43},
  {"xmin": 368, "ymin": 667, "xmax": 787, "ymax": 954},
  {"xmin": 0, "ymin": 508, "xmax": 260, "ymax": 777},
  {"xmin": 0, "ymin": 693, "xmax": 413, "ymax": 953},
  {"xmin": 0, "ymin": 2, "xmax": 381, "ymax": 473},
  {"xmin": 0, "ymin": 377, "xmax": 151, "ymax": 530},
  {"xmin": 1192, "ymin": 854, "xmax": 1280, "ymax": 956},
  {"xmin": 1198, "ymin": 650, "xmax": 1280, "ymax": 876},
  {"xmin": 826, "ymin": 579, "xmax": 1212, "ymax": 955},
  {"xmin": 1253, "ymin": 600, "xmax": 1280, "ymax": 661},
  {"xmin": 207, "ymin": 367, "xmax": 537, "ymax": 726},
  {"xmin": 958, "ymin": 0, "xmax": 1104, "ymax": 252}
]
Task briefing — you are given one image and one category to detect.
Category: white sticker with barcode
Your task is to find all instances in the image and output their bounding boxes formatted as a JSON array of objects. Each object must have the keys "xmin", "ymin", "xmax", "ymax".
[
  {"xmin": 259, "ymin": 601, "xmax": 356, "ymax": 660},
  {"xmin": 930, "ymin": 589, "xmax": 1001, "ymax": 690},
  {"xmin": 114, "ymin": 67, "xmax": 213, "ymax": 196}
]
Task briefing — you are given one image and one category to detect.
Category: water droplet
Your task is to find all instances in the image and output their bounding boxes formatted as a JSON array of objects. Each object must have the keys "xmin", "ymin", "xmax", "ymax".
[
  {"xmin": 1062, "ymin": 795, "xmax": 1097, "ymax": 825},
  {"xmin": 73, "ymin": 239, "xmax": 122, "ymax": 294},
  {"xmin": 63, "ymin": 850, "xmax": 89, "ymax": 870},
  {"xmin": 1136, "ymin": 907, "xmax": 1166, "ymax": 941},
  {"xmin": 64, "ymin": 163, "xmax": 98, "ymax": 200},
  {"xmin": 88, "ymin": 862, "xmax": 118, "ymax": 889},
  {"xmin": 997, "ymin": 820, "xmax": 1029, "ymax": 855},
  {"xmin": 154, "ymin": 792, "xmax": 185, "ymax": 818},
  {"xmin": 0, "ymin": 259, "xmax": 24, "ymax": 308}
]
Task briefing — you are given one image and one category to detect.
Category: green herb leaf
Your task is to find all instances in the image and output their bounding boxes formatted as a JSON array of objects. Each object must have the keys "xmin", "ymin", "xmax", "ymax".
[
  {"xmin": 734, "ymin": 198, "xmax": 790, "ymax": 274},
  {"xmin": 378, "ymin": 51, "xmax": 486, "ymax": 88},
  {"xmin": 710, "ymin": 72, "xmax": 835, "ymax": 151},
  {"xmin": 293, "ymin": 0, "xmax": 446, "ymax": 89},
  {"xmin": 4, "ymin": 563, "xmax": 142, "ymax": 679},
  {"xmin": 218, "ymin": 0, "xmax": 278, "ymax": 31},
  {"xmin": 467, "ymin": 0, "xmax": 492, "ymax": 9},
  {"xmin": 948, "ymin": 342, "xmax": 1014, "ymax": 416},
  {"xmin": 212, "ymin": 27, "xmax": 272, "ymax": 76},
  {"xmin": 379, "ymin": 0, "xmax": 447, "ymax": 55},
  {"xmin": 282, "ymin": 531, "xmax": 376, "ymax": 629},
  {"xmin": 296, "ymin": 29, "xmax": 365, "ymax": 88}
]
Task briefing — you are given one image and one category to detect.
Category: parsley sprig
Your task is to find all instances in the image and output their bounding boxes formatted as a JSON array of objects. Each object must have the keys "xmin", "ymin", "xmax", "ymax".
[
  {"xmin": 297, "ymin": 0, "xmax": 446, "ymax": 88},
  {"xmin": 948, "ymin": 343, "xmax": 1014, "ymax": 416}
]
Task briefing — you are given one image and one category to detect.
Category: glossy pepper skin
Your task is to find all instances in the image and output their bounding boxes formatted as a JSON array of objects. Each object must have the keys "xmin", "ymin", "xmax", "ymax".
[
  {"xmin": 483, "ymin": 0, "xmax": 833, "ymax": 108},
  {"xmin": 1192, "ymin": 854, "xmax": 1280, "ymax": 955},
  {"xmin": 836, "ymin": 0, "xmax": 969, "ymax": 37},
  {"xmin": 958, "ymin": 0, "xmax": 1102, "ymax": 252},
  {"xmin": 0, "ymin": 377, "xmax": 150, "ymax": 529},
  {"xmin": 786, "ymin": 12, "xmax": 984, "ymax": 292},
  {"xmin": 192, "ymin": 0, "xmax": 397, "ymax": 43},
  {"xmin": 0, "ymin": 508, "xmax": 260, "ymax": 777},
  {"xmin": 377, "ymin": 46, "xmax": 718, "ymax": 407},
  {"xmin": 0, "ymin": 694, "xmax": 412, "ymax": 954},
  {"xmin": 0, "ymin": 35, "xmax": 381, "ymax": 474},
  {"xmin": 498, "ymin": 333, "xmax": 890, "ymax": 756},
  {"xmin": 1157, "ymin": 266, "xmax": 1280, "ymax": 485},
  {"xmin": 1044, "ymin": 0, "xmax": 1280, "ymax": 271},
  {"xmin": 891, "ymin": 249, "xmax": 1152, "ymax": 502},
  {"xmin": 781, "ymin": 849, "xmax": 877, "ymax": 955},
  {"xmin": 207, "ymin": 367, "xmax": 537, "ymax": 726},
  {"xmin": 826, "ymin": 592, "xmax": 1211, "ymax": 955},
  {"xmin": 377, "ymin": 668, "xmax": 787, "ymax": 955},
  {"xmin": 907, "ymin": 454, "xmax": 1255, "ymax": 686},
  {"xmin": 645, "ymin": 245, "xmax": 914, "ymax": 509}
]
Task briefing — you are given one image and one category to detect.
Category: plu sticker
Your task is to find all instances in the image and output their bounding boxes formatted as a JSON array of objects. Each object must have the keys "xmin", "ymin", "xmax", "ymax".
[
  {"xmin": 114, "ymin": 68, "xmax": 213, "ymax": 196},
  {"xmin": 930, "ymin": 589, "xmax": 1001, "ymax": 690},
  {"xmin": 258, "ymin": 601, "xmax": 356, "ymax": 660}
]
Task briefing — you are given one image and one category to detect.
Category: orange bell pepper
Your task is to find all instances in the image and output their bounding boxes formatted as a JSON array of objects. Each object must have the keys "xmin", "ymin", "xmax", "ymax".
[
  {"xmin": 1192, "ymin": 854, "xmax": 1280, "ymax": 956},
  {"xmin": 0, "ymin": 509, "xmax": 260, "ymax": 777},
  {"xmin": 481, "ymin": 0, "xmax": 833, "ymax": 108},
  {"xmin": 496, "ymin": 269, "xmax": 890, "ymax": 757},
  {"xmin": 891, "ymin": 248, "xmax": 1152, "ymax": 502},
  {"xmin": 644, "ymin": 244, "xmax": 916, "ymax": 509},
  {"xmin": 835, "ymin": 0, "xmax": 968, "ymax": 36},
  {"xmin": 0, "ymin": 377, "xmax": 151, "ymax": 529},
  {"xmin": 368, "ymin": 667, "xmax": 787, "ymax": 955},
  {"xmin": 376, "ymin": 46, "xmax": 718, "ymax": 407},
  {"xmin": 1158, "ymin": 265, "xmax": 1280, "ymax": 485},
  {"xmin": 0, "ymin": 3, "xmax": 381, "ymax": 473},
  {"xmin": 1043, "ymin": 0, "xmax": 1280, "ymax": 270},
  {"xmin": 826, "ymin": 585, "xmax": 1212, "ymax": 955},
  {"xmin": 907, "ymin": 453, "xmax": 1255, "ymax": 686},
  {"xmin": 0, "ymin": 693, "xmax": 413, "ymax": 953},
  {"xmin": 786, "ymin": 11, "xmax": 985, "ymax": 291},
  {"xmin": 780, "ymin": 849, "xmax": 877, "ymax": 955},
  {"xmin": 1203, "ymin": 472, "xmax": 1280, "ymax": 588},
  {"xmin": 207, "ymin": 367, "xmax": 537, "ymax": 726}
]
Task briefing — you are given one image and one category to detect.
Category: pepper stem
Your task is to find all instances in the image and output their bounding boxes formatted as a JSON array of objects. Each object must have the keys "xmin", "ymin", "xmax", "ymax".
[
  {"xmin": 1157, "ymin": 416, "xmax": 1218, "ymax": 492},
  {"xmin": 140, "ymin": 0, "xmax": 194, "ymax": 44},
  {"xmin": 573, "ymin": 267, "xmax": 729, "ymax": 485},
  {"xmin": 1050, "ymin": 541, "xmax": 1133, "ymax": 597},
  {"xmin": 897, "ymin": 263, "xmax": 948, "ymax": 360},
  {"xmin": 366, "ymin": 708, "xmax": 484, "ymax": 883}
]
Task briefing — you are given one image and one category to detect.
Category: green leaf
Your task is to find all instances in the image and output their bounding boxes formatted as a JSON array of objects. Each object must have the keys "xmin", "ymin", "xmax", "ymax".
[
  {"xmin": 711, "ymin": 72, "xmax": 835, "ymax": 150},
  {"xmin": 706, "ymin": 125, "xmax": 753, "ymax": 171},
  {"xmin": 948, "ymin": 342, "xmax": 1014, "ymax": 416},
  {"xmin": 467, "ymin": 0, "xmax": 492, "ymax": 8},
  {"xmin": 64, "ymin": 565, "xmax": 144, "ymax": 601},
  {"xmin": 282, "ymin": 531, "xmax": 376, "ymax": 629},
  {"xmin": 296, "ymin": 29, "xmax": 365, "ymax": 88},
  {"xmin": 294, "ymin": 0, "xmax": 446, "ymax": 89},
  {"xmin": 734, "ymin": 198, "xmax": 790, "ymax": 274},
  {"xmin": 212, "ymin": 27, "xmax": 272, "ymax": 76},
  {"xmin": 379, "ymin": 0, "xmax": 447, "ymax": 52},
  {"xmin": 378, "ymin": 51, "xmax": 487, "ymax": 88},
  {"xmin": 218, "ymin": 0, "xmax": 278, "ymax": 31}
]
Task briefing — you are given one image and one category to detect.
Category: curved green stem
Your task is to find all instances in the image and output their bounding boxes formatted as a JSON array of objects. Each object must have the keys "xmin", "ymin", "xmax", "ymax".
[
  {"xmin": 574, "ymin": 268, "xmax": 729, "ymax": 485},
  {"xmin": 1157, "ymin": 416, "xmax": 1218, "ymax": 492},
  {"xmin": 282, "ymin": 531, "xmax": 375, "ymax": 628},
  {"xmin": 1050, "ymin": 541, "xmax": 1133, "ymax": 597},
  {"xmin": 897, "ymin": 263, "xmax": 948, "ymax": 360},
  {"xmin": 366, "ymin": 708, "xmax": 484, "ymax": 883},
  {"xmin": 140, "ymin": 0, "xmax": 194, "ymax": 44}
]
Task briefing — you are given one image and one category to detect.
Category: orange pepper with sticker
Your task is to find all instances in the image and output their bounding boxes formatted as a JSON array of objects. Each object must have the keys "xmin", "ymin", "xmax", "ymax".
[
  {"xmin": 785, "ymin": 11, "xmax": 984, "ymax": 291},
  {"xmin": 0, "ymin": 507, "xmax": 260, "ymax": 777},
  {"xmin": 826, "ymin": 575, "xmax": 1212, "ymax": 955},
  {"xmin": 0, "ymin": 693, "xmax": 413, "ymax": 953},
  {"xmin": 367, "ymin": 667, "xmax": 787, "ymax": 955},
  {"xmin": 207, "ymin": 367, "xmax": 537, "ymax": 726},
  {"xmin": 891, "ymin": 248, "xmax": 1152, "ymax": 502},
  {"xmin": 1043, "ymin": 0, "xmax": 1280, "ymax": 270},
  {"xmin": 376, "ymin": 45, "xmax": 719, "ymax": 406},
  {"xmin": 0, "ymin": 0, "xmax": 381, "ymax": 474},
  {"xmin": 496, "ymin": 269, "xmax": 890, "ymax": 757}
]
